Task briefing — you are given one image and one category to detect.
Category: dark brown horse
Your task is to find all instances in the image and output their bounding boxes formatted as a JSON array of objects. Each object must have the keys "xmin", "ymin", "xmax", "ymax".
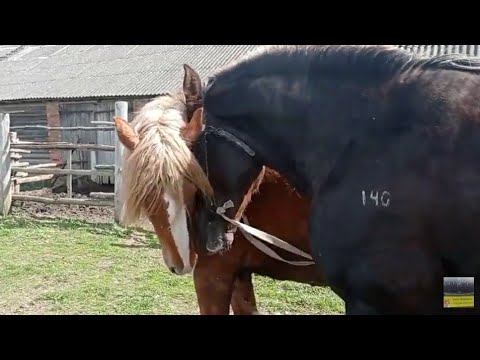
[{"xmin": 114, "ymin": 65, "xmax": 330, "ymax": 315}]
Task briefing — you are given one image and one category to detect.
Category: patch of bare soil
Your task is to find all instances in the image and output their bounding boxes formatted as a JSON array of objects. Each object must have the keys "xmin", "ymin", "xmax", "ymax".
[
  {"xmin": 11, "ymin": 188, "xmax": 115, "ymax": 223},
  {"xmin": 10, "ymin": 188, "xmax": 154, "ymax": 232},
  {"xmin": 10, "ymin": 298, "xmax": 55, "ymax": 315}
]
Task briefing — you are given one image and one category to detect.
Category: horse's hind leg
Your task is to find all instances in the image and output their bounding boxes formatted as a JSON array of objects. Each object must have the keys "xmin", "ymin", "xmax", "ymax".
[{"xmin": 231, "ymin": 271, "xmax": 261, "ymax": 315}]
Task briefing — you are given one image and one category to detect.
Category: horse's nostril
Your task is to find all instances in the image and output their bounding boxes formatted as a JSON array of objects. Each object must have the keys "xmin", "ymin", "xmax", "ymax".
[{"xmin": 170, "ymin": 267, "xmax": 176, "ymax": 274}]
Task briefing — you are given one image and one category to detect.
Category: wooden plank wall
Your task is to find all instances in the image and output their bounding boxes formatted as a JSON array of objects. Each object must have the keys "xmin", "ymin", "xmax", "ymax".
[
  {"xmin": 0, "ymin": 103, "xmax": 50, "ymax": 165},
  {"xmin": 0, "ymin": 97, "xmax": 154, "ymax": 185},
  {"xmin": 59, "ymin": 99, "xmax": 141, "ymax": 184}
]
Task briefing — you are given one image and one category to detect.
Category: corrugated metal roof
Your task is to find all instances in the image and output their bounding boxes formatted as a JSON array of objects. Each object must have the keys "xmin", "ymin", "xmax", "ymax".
[
  {"xmin": 0, "ymin": 45, "xmax": 261, "ymax": 102},
  {"xmin": 395, "ymin": 45, "xmax": 480, "ymax": 58},
  {"xmin": 1, "ymin": 45, "xmax": 479, "ymax": 102}
]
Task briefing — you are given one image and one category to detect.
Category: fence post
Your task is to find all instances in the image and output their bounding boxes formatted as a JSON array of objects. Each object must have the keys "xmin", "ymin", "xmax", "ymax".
[
  {"xmin": 9, "ymin": 132, "xmax": 20, "ymax": 193},
  {"xmin": 67, "ymin": 150, "xmax": 72, "ymax": 198},
  {"xmin": 114, "ymin": 101, "xmax": 127, "ymax": 224},
  {"xmin": 90, "ymin": 148, "xmax": 97, "ymax": 183},
  {"xmin": 0, "ymin": 113, "xmax": 12, "ymax": 216}
]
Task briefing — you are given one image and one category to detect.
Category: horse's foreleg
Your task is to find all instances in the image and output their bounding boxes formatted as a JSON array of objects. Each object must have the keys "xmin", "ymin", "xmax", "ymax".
[
  {"xmin": 231, "ymin": 271, "xmax": 261, "ymax": 315},
  {"xmin": 193, "ymin": 260, "xmax": 235, "ymax": 315}
]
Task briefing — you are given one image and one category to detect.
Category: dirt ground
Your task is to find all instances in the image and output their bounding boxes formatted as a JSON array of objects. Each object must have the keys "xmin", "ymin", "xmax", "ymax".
[{"xmin": 10, "ymin": 188, "xmax": 154, "ymax": 232}]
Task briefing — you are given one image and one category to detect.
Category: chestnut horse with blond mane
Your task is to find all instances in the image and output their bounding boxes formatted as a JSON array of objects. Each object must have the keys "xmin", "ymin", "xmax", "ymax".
[{"xmin": 114, "ymin": 65, "xmax": 329, "ymax": 315}]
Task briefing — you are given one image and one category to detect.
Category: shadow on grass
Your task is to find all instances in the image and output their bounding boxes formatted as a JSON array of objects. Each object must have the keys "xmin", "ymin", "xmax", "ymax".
[{"xmin": 0, "ymin": 215, "xmax": 161, "ymax": 249}]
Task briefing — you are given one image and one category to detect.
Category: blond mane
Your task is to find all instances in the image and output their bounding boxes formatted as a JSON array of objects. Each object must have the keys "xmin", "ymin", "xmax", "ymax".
[{"xmin": 120, "ymin": 94, "xmax": 213, "ymax": 225}]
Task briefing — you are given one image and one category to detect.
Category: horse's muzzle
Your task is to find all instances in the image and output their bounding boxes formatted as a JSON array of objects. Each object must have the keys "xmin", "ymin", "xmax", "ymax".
[{"xmin": 205, "ymin": 227, "xmax": 234, "ymax": 254}]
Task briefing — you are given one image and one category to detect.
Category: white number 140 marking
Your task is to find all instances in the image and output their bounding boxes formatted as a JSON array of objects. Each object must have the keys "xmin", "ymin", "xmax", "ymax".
[{"xmin": 362, "ymin": 190, "xmax": 391, "ymax": 207}]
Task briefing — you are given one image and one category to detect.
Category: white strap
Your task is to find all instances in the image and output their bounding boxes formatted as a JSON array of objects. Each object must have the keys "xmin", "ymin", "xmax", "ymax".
[
  {"xmin": 241, "ymin": 216, "xmax": 315, "ymax": 266},
  {"xmin": 216, "ymin": 201, "xmax": 315, "ymax": 266}
]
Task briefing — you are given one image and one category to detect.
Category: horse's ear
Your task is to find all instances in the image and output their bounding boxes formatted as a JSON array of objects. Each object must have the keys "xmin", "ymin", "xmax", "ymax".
[
  {"xmin": 181, "ymin": 107, "xmax": 204, "ymax": 146},
  {"xmin": 183, "ymin": 64, "xmax": 203, "ymax": 120},
  {"xmin": 113, "ymin": 116, "xmax": 139, "ymax": 151}
]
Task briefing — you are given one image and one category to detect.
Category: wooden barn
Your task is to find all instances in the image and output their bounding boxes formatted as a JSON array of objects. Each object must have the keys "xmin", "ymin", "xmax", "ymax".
[{"xmin": 0, "ymin": 45, "xmax": 261, "ymax": 189}]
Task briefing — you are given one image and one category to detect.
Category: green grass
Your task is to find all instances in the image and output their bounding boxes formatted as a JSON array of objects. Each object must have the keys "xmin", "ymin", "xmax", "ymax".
[{"xmin": 0, "ymin": 216, "xmax": 344, "ymax": 315}]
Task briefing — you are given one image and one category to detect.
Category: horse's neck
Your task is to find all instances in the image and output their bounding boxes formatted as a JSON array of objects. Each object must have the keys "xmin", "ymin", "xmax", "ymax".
[
  {"xmin": 236, "ymin": 118, "xmax": 315, "ymax": 196},
  {"xmin": 209, "ymin": 74, "xmax": 384, "ymax": 197}
]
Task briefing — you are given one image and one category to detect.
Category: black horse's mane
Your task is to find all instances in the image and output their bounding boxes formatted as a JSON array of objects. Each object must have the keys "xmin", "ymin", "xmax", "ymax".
[
  {"xmin": 205, "ymin": 45, "xmax": 480, "ymax": 90},
  {"xmin": 421, "ymin": 53, "xmax": 480, "ymax": 73}
]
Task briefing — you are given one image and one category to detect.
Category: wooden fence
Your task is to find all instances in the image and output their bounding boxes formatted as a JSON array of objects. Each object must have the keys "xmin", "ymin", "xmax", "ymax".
[{"xmin": 0, "ymin": 101, "xmax": 127, "ymax": 223}]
